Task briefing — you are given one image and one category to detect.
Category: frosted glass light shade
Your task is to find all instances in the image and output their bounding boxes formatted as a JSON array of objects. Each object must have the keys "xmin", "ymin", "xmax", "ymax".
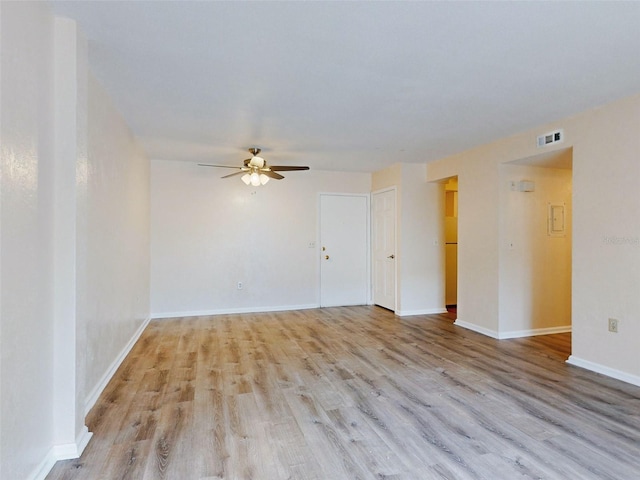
[
  {"xmin": 259, "ymin": 174, "xmax": 270, "ymax": 185},
  {"xmin": 250, "ymin": 172, "xmax": 261, "ymax": 186},
  {"xmin": 241, "ymin": 174, "xmax": 251, "ymax": 185}
]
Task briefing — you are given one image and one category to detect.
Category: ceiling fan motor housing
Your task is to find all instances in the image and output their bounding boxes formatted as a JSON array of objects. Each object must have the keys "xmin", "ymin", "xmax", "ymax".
[{"xmin": 248, "ymin": 155, "xmax": 265, "ymax": 168}]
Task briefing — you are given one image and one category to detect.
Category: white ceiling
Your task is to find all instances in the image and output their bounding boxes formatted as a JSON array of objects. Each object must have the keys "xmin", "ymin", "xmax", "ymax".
[{"xmin": 49, "ymin": 1, "xmax": 640, "ymax": 173}]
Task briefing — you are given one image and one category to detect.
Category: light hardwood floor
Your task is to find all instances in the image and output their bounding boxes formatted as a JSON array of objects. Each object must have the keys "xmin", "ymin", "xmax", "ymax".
[{"xmin": 47, "ymin": 306, "xmax": 640, "ymax": 480}]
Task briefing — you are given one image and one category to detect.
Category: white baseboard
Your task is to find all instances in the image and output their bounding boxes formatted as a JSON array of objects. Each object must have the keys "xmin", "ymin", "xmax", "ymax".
[
  {"xmin": 497, "ymin": 325, "xmax": 572, "ymax": 339},
  {"xmin": 52, "ymin": 426, "xmax": 93, "ymax": 460},
  {"xmin": 27, "ymin": 451, "xmax": 57, "ymax": 480},
  {"xmin": 567, "ymin": 355, "xmax": 640, "ymax": 387},
  {"xmin": 454, "ymin": 319, "xmax": 500, "ymax": 338},
  {"xmin": 32, "ymin": 315, "xmax": 145, "ymax": 480},
  {"xmin": 27, "ymin": 427, "xmax": 93, "ymax": 480},
  {"xmin": 396, "ymin": 308, "xmax": 448, "ymax": 317},
  {"xmin": 454, "ymin": 320, "xmax": 572, "ymax": 340},
  {"xmin": 151, "ymin": 303, "xmax": 319, "ymax": 319},
  {"xmin": 84, "ymin": 316, "xmax": 151, "ymax": 415}
]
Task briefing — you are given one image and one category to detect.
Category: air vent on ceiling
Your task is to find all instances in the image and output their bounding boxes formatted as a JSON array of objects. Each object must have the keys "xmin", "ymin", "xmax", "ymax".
[{"xmin": 537, "ymin": 129, "xmax": 563, "ymax": 148}]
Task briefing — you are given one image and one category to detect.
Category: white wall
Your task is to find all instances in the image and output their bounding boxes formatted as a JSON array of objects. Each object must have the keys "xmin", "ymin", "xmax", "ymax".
[
  {"xmin": 1, "ymin": 3, "xmax": 56, "ymax": 478},
  {"xmin": 151, "ymin": 160, "xmax": 370, "ymax": 317},
  {"xmin": 399, "ymin": 164, "xmax": 445, "ymax": 315},
  {"xmin": 569, "ymin": 95, "xmax": 640, "ymax": 383},
  {"xmin": 372, "ymin": 163, "xmax": 445, "ymax": 315},
  {"xmin": 51, "ymin": 14, "xmax": 90, "ymax": 460},
  {"xmin": 82, "ymin": 74, "xmax": 150, "ymax": 410},
  {"xmin": 1, "ymin": 3, "xmax": 151, "ymax": 478},
  {"xmin": 428, "ymin": 93, "xmax": 640, "ymax": 385},
  {"xmin": 499, "ymin": 164, "xmax": 572, "ymax": 337}
]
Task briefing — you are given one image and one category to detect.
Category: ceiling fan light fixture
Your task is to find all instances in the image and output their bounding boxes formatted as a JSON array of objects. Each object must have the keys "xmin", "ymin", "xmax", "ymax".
[
  {"xmin": 250, "ymin": 172, "xmax": 261, "ymax": 186},
  {"xmin": 199, "ymin": 147, "xmax": 308, "ymax": 185}
]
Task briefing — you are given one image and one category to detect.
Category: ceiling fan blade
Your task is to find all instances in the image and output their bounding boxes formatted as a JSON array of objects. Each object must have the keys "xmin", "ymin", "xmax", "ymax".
[
  {"xmin": 198, "ymin": 164, "xmax": 243, "ymax": 169},
  {"xmin": 268, "ymin": 165, "xmax": 310, "ymax": 171},
  {"xmin": 262, "ymin": 170, "xmax": 285, "ymax": 180},
  {"xmin": 221, "ymin": 170, "xmax": 247, "ymax": 179}
]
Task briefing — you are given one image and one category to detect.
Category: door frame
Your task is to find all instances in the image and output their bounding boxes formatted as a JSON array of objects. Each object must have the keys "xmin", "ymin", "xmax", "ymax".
[
  {"xmin": 318, "ymin": 192, "xmax": 371, "ymax": 307},
  {"xmin": 371, "ymin": 186, "xmax": 398, "ymax": 312},
  {"xmin": 444, "ymin": 179, "xmax": 458, "ymax": 310}
]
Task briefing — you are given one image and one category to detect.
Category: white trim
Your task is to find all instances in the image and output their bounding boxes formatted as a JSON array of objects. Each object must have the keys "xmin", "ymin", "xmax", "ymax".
[
  {"xmin": 27, "ymin": 427, "xmax": 93, "ymax": 480},
  {"xmin": 52, "ymin": 426, "xmax": 92, "ymax": 460},
  {"xmin": 497, "ymin": 325, "xmax": 571, "ymax": 339},
  {"xmin": 27, "ymin": 451, "xmax": 57, "ymax": 480},
  {"xmin": 455, "ymin": 320, "xmax": 572, "ymax": 340},
  {"xmin": 567, "ymin": 356, "xmax": 640, "ymax": 387},
  {"xmin": 151, "ymin": 304, "xmax": 319, "ymax": 320},
  {"xmin": 396, "ymin": 308, "xmax": 448, "ymax": 317},
  {"xmin": 454, "ymin": 319, "xmax": 500, "ymax": 338},
  {"xmin": 84, "ymin": 316, "xmax": 151, "ymax": 415},
  {"xmin": 370, "ymin": 186, "xmax": 398, "ymax": 195}
]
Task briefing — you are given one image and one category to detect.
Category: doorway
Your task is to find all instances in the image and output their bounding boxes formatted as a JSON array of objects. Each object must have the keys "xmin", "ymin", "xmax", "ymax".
[
  {"xmin": 444, "ymin": 178, "xmax": 458, "ymax": 318},
  {"xmin": 319, "ymin": 193, "xmax": 369, "ymax": 307}
]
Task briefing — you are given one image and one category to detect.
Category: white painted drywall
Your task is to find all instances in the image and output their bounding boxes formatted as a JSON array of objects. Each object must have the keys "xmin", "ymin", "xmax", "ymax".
[
  {"xmin": 81, "ymin": 73, "xmax": 150, "ymax": 407},
  {"xmin": 428, "ymin": 93, "xmax": 640, "ymax": 384},
  {"xmin": 52, "ymin": 15, "xmax": 91, "ymax": 459},
  {"xmin": 1, "ymin": 3, "xmax": 56, "ymax": 479},
  {"xmin": 569, "ymin": 95, "xmax": 640, "ymax": 382},
  {"xmin": 150, "ymin": 160, "xmax": 370, "ymax": 317},
  {"xmin": 0, "ymin": 4, "xmax": 151, "ymax": 478},
  {"xmin": 399, "ymin": 164, "xmax": 445, "ymax": 315}
]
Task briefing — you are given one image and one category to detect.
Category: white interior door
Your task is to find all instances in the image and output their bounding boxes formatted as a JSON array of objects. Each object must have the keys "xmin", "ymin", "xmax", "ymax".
[
  {"xmin": 320, "ymin": 194, "xmax": 369, "ymax": 307},
  {"xmin": 372, "ymin": 188, "xmax": 396, "ymax": 310}
]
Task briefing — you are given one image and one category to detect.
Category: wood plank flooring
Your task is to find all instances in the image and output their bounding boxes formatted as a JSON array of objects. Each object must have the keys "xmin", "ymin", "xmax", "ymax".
[{"xmin": 46, "ymin": 306, "xmax": 640, "ymax": 480}]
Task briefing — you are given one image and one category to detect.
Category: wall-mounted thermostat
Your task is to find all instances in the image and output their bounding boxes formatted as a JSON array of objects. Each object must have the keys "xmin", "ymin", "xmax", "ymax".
[{"xmin": 518, "ymin": 180, "xmax": 535, "ymax": 192}]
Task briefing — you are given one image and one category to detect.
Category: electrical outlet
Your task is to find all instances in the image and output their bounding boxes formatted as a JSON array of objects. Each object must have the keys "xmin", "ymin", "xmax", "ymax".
[
  {"xmin": 237, "ymin": 282, "xmax": 243, "ymax": 290},
  {"xmin": 608, "ymin": 318, "xmax": 618, "ymax": 333}
]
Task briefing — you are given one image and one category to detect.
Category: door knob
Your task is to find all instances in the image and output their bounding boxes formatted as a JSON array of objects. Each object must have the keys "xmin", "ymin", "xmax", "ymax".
[
  {"xmin": 387, "ymin": 254, "xmax": 395, "ymax": 259},
  {"xmin": 325, "ymin": 255, "xmax": 330, "ymax": 260}
]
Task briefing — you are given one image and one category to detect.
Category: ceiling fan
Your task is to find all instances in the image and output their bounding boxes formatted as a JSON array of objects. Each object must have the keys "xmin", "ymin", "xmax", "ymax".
[{"xmin": 199, "ymin": 148, "xmax": 309, "ymax": 186}]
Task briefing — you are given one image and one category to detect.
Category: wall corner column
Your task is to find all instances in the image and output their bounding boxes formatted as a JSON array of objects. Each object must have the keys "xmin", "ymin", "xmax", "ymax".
[{"xmin": 51, "ymin": 15, "xmax": 91, "ymax": 459}]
